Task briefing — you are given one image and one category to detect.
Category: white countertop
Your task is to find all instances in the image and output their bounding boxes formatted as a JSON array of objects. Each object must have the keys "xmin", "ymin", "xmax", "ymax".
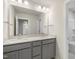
[{"xmin": 3, "ymin": 35, "xmax": 56, "ymax": 46}]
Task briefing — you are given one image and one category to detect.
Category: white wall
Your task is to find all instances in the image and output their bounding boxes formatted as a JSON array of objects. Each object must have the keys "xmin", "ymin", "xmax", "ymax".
[
  {"xmin": 3, "ymin": 0, "xmax": 9, "ymax": 40},
  {"xmin": 3, "ymin": 0, "xmax": 14, "ymax": 40},
  {"xmin": 46, "ymin": 0, "xmax": 67, "ymax": 59},
  {"xmin": 52, "ymin": 1, "xmax": 67, "ymax": 59},
  {"xmin": 9, "ymin": 5, "xmax": 15, "ymax": 38}
]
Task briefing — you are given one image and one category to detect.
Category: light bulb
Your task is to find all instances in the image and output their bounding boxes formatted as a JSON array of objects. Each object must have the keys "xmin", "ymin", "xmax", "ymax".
[
  {"xmin": 38, "ymin": 5, "xmax": 41, "ymax": 9},
  {"xmin": 24, "ymin": 1, "xmax": 29, "ymax": 5},
  {"xmin": 43, "ymin": 7, "xmax": 46, "ymax": 10},
  {"xmin": 46, "ymin": 8, "xmax": 49, "ymax": 11},
  {"xmin": 18, "ymin": 0, "xmax": 22, "ymax": 3}
]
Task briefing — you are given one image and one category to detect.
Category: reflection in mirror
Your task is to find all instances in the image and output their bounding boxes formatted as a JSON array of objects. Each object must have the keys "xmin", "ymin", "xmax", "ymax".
[
  {"xmin": 9, "ymin": 5, "xmax": 49, "ymax": 38},
  {"xmin": 14, "ymin": 17, "xmax": 41, "ymax": 36},
  {"xmin": 14, "ymin": 18, "xmax": 28, "ymax": 36}
]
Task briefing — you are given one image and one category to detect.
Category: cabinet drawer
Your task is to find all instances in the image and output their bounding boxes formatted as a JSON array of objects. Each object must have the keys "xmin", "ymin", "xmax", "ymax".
[
  {"xmin": 32, "ymin": 41, "xmax": 41, "ymax": 46},
  {"xmin": 33, "ymin": 46, "xmax": 41, "ymax": 56},
  {"xmin": 4, "ymin": 42, "xmax": 31, "ymax": 53},
  {"xmin": 33, "ymin": 56, "xmax": 41, "ymax": 59},
  {"xmin": 42, "ymin": 38, "xmax": 56, "ymax": 44},
  {"xmin": 17, "ymin": 42, "xmax": 31, "ymax": 49}
]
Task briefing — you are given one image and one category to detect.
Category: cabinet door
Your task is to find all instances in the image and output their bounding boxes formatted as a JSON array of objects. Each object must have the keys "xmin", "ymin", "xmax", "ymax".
[
  {"xmin": 42, "ymin": 44, "xmax": 49, "ymax": 59},
  {"xmin": 19, "ymin": 48, "xmax": 31, "ymax": 59},
  {"xmin": 42, "ymin": 43, "xmax": 56, "ymax": 59},
  {"xmin": 48, "ymin": 43, "xmax": 56, "ymax": 59},
  {"xmin": 33, "ymin": 56, "xmax": 41, "ymax": 59},
  {"xmin": 3, "ymin": 51, "xmax": 18, "ymax": 59},
  {"xmin": 33, "ymin": 46, "xmax": 41, "ymax": 56}
]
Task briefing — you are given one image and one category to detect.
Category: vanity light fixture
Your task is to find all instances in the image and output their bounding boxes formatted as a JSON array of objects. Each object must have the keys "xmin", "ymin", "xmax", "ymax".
[
  {"xmin": 38, "ymin": 5, "xmax": 49, "ymax": 12},
  {"xmin": 38, "ymin": 5, "xmax": 42, "ymax": 9},
  {"xmin": 24, "ymin": 0, "xmax": 29, "ymax": 5}
]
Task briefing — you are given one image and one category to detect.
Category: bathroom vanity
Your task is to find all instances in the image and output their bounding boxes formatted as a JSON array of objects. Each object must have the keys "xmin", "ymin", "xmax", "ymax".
[
  {"xmin": 3, "ymin": 0, "xmax": 56, "ymax": 59},
  {"xmin": 3, "ymin": 36, "xmax": 56, "ymax": 59}
]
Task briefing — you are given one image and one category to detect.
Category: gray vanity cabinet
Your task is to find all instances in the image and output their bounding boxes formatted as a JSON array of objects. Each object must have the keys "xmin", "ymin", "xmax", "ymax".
[
  {"xmin": 32, "ymin": 41, "xmax": 42, "ymax": 59},
  {"xmin": 32, "ymin": 46, "xmax": 41, "ymax": 59},
  {"xmin": 42, "ymin": 44, "xmax": 49, "ymax": 59},
  {"xmin": 48, "ymin": 43, "xmax": 56, "ymax": 58},
  {"xmin": 42, "ymin": 44, "xmax": 56, "ymax": 59},
  {"xmin": 33, "ymin": 56, "xmax": 41, "ymax": 59},
  {"xmin": 19, "ymin": 48, "xmax": 32, "ymax": 59},
  {"xmin": 33, "ymin": 46, "xmax": 41, "ymax": 56},
  {"xmin": 3, "ymin": 51, "xmax": 18, "ymax": 59},
  {"xmin": 42, "ymin": 39, "xmax": 56, "ymax": 59},
  {"xmin": 3, "ymin": 42, "xmax": 32, "ymax": 59},
  {"xmin": 3, "ymin": 38, "xmax": 56, "ymax": 59}
]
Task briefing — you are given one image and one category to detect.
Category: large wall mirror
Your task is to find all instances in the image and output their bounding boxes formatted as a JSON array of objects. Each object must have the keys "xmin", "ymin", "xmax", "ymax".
[{"xmin": 8, "ymin": 5, "xmax": 49, "ymax": 39}]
